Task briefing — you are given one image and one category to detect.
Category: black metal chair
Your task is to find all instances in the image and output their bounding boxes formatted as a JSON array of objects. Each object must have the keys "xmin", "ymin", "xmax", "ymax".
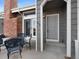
[
  {"xmin": 0, "ymin": 34, "xmax": 6, "ymax": 51},
  {"xmin": 0, "ymin": 37, "xmax": 3, "ymax": 51},
  {"xmin": 4, "ymin": 37, "xmax": 24, "ymax": 59}
]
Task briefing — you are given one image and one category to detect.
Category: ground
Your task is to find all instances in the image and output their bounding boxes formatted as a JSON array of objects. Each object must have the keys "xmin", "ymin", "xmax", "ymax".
[{"xmin": 0, "ymin": 41, "xmax": 66, "ymax": 59}]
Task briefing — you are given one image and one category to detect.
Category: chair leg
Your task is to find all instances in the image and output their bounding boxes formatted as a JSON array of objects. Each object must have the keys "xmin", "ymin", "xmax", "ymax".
[
  {"xmin": 0, "ymin": 46, "xmax": 1, "ymax": 52},
  {"xmin": 29, "ymin": 42, "xmax": 31, "ymax": 49},
  {"xmin": 29, "ymin": 43, "xmax": 31, "ymax": 47},
  {"xmin": 7, "ymin": 53, "xmax": 9, "ymax": 59},
  {"xmin": 20, "ymin": 50, "xmax": 22, "ymax": 59},
  {"xmin": 29, "ymin": 40, "xmax": 31, "ymax": 48}
]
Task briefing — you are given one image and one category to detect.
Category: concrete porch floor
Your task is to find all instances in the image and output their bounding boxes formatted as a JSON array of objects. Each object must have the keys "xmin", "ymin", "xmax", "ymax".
[{"xmin": 0, "ymin": 41, "xmax": 66, "ymax": 59}]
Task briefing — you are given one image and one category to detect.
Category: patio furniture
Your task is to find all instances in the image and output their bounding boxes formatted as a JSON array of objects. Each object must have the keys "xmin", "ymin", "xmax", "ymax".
[
  {"xmin": 4, "ymin": 37, "xmax": 24, "ymax": 59},
  {"xmin": 0, "ymin": 34, "xmax": 6, "ymax": 51},
  {"xmin": 2, "ymin": 37, "xmax": 11, "ymax": 44},
  {"xmin": 24, "ymin": 36, "xmax": 32, "ymax": 47},
  {"xmin": 18, "ymin": 33, "xmax": 32, "ymax": 48},
  {"xmin": 0, "ymin": 37, "xmax": 3, "ymax": 51}
]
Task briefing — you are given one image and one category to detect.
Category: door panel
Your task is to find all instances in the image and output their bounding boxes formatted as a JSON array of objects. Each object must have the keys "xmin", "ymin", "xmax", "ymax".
[{"xmin": 47, "ymin": 14, "xmax": 59, "ymax": 41}]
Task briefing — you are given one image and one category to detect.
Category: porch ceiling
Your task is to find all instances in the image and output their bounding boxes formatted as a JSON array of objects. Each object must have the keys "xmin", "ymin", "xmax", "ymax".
[{"xmin": 44, "ymin": 0, "xmax": 66, "ymax": 11}]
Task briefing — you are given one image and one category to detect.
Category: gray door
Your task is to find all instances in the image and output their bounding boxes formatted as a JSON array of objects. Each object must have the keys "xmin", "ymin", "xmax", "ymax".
[{"xmin": 46, "ymin": 14, "xmax": 59, "ymax": 42}]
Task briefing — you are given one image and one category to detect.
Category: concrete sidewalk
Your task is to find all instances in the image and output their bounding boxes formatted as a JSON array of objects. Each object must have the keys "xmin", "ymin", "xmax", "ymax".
[{"xmin": 0, "ymin": 42, "xmax": 66, "ymax": 59}]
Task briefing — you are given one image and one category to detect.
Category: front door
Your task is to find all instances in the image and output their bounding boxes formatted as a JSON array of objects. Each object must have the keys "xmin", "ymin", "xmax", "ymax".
[
  {"xmin": 24, "ymin": 18, "xmax": 36, "ymax": 37},
  {"xmin": 23, "ymin": 14, "xmax": 36, "ymax": 38},
  {"xmin": 24, "ymin": 19, "xmax": 31, "ymax": 36},
  {"xmin": 46, "ymin": 14, "xmax": 59, "ymax": 42}
]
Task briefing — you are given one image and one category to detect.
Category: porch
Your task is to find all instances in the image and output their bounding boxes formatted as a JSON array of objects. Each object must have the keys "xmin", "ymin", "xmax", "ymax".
[
  {"xmin": 35, "ymin": 0, "xmax": 74, "ymax": 59},
  {"xmin": 0, "ymin": 41, "xmax": 66, "ymax": 59}
]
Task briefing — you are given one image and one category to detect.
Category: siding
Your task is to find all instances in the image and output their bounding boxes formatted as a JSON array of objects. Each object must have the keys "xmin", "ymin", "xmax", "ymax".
[
  {"xmin": 43, "ymin": 17, "xmax": 46, "ymax": 49},
  {"xmin": 0, "ymin": 19, "xmax": 3, "ymax": 34},
  {"xmin": 59, "ymin": 8, "xmax": 66, "ymax": 44},
  {"xmin": 37, "ymin": 0, "xmax": 41, "ymax": 51},
  {"xmin": 71, "ymin": 0, "xmax": 77, "ymax": 59}
]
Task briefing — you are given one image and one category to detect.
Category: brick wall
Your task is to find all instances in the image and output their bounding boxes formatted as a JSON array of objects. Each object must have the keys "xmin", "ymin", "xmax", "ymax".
[
  {"xmin": 4, "ymin": 0, "xmax": 22, "ymax": 37},
  {"xmin": 4, "ymin": 18, "xmax": 18, "ymax": 37},
  {"xmin": 17, "ymin": 16, "xmax": 22, "ymax": 35}
]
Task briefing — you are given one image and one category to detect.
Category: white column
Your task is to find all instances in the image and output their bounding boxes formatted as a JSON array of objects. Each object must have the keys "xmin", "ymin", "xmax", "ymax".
[
  {"xmin": 67, "ymin": 0, "xmax": 71, "ymax": 57},
  {"xmin": 35, "ymin": 0, "xmax": 37, "ymax": 51},
  {"xmin": 40, "ymin": 6, "xmax": 43, "ymax": 52},
  {"xmin": 40, "ymin": 0, "xmax": 47, "ymax": 52},
  {"xmin": 22, "ymin": 16, "xmax": 24, "ymax": 33}
]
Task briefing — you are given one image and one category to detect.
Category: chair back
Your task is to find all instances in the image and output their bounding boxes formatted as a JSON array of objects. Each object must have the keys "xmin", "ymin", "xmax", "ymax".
[
  {"xmin": 18, "ymin": 33, "xmax": 32, "ymax": 37},
  {"xmin": 0, "ymin": 34, "xmax": 6, "ymax": 38},
  {"xmin": 0, "ymin": 38, "xmax": 3, "ymax": 44},
  {"xmin": 0, "ymin": 34, "xmax": 5, "ymax": 44},
  {"xmin": 4, "ymin": 38, "xmax": 24, "ymax": 49}
]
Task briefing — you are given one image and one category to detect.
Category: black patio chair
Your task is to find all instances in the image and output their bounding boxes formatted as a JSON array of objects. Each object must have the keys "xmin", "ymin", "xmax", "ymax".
[
  {"xmin": 0, "ymin": 34, "xmax": 6, "ymax": 51},
  {"xmin": 0, "ymin": 37, "xmax": 3, "ymax": 51},
  {"xmin": 4, "ymin": 37, "xmax": 24, "ymax": 59}
]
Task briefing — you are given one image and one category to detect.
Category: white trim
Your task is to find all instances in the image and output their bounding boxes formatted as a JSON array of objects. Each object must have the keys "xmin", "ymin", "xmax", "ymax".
[
  {"xmin": 58, "ymin": 14, "xmax": 59, "ymax": 43},
  {"xmin": 41, "ymin": 0, "xmax": 48, "ymax": 6},
  {"xmin": 40, "ymin": 6, "xmax": 43, "ymax": 52},
  {"xmin": 76, "ymin": 0, "xmax": 79, "ymax": 58},
  {"xmin": 23, "ymin": 14, "xmax": 36, "ymax": 38},
  {"xmin": 22, "ymin": 13, "xmax": 36, "ymax": 37},
  {"xmin": 0, "ymin": 12, "xmax": 4, "ymax": 16},
  {"xmin": 35, "ymin": 0, "xmax": 37, "ymax": 51},
  {"xmin": 11, "ymin": 5, "xmax": 36, "ymax": 13},
  {"xmin": 23, "ymin": 15, "xmax": 36, "ymax": 19},
  {"xmin": 22, "ymin": 15, "xmax": 24, "ymax": 33},
  {"xmin": 23, "ymin": 10, "xmax": 35, "ymax": 14},
  {"xmin": 46, "ymin": 14, "xmax": 47, "ymax": 41},
  {"xmin": 64, "ymin": 0, "xmax": 68, "ymax": 2},
  {"xmin": 0, "ymin": 17, "xmax": 3, "ymax": 19},
  {"xmin": 46, "ymin": 39, "xmax": 59, "ymax": 42},
  {"xmin": 40, "ymin": 0, "xmax": 48, "ymax": 52},
  {"xmin": 75, "ymin": 40, "xmax": 79, "ymax": 59},
  {"xmin": 77, "ymin": 0, "xmax": 79, "ymax": 40},
  {"xmin": 66, "ymin": 0, "xmax": 71, "ymax": 57},
  {"xmin": 46, "ymin": 14, "xmax": 59, "ymax": 42},
  {"xmin": 22, "ymin": 13, "xmax": 37, "ymax": 51}
]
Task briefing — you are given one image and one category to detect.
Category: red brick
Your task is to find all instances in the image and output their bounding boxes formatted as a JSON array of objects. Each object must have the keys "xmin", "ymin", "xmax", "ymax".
[{"xmin": 4, "ymin": 0, "xmax": 21, "ymax": 37}]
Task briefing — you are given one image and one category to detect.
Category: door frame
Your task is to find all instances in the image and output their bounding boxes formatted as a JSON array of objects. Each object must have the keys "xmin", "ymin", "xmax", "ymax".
[
  {"xmin": 22, "ymin": 12, "xmax": 37, "ymax": 51},
  {"xmin": 46, "ymin": 14, "xmax": 59, "ymax": 42},
  {"xmin": 22, "ymin": 13, "xmax": 36, "ymax": 38}
]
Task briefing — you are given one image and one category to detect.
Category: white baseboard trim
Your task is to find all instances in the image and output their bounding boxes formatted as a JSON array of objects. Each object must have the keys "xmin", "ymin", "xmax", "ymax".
[{"xmin": 46, "ymin": 39, "xmax": 59, "ymax": 42}]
